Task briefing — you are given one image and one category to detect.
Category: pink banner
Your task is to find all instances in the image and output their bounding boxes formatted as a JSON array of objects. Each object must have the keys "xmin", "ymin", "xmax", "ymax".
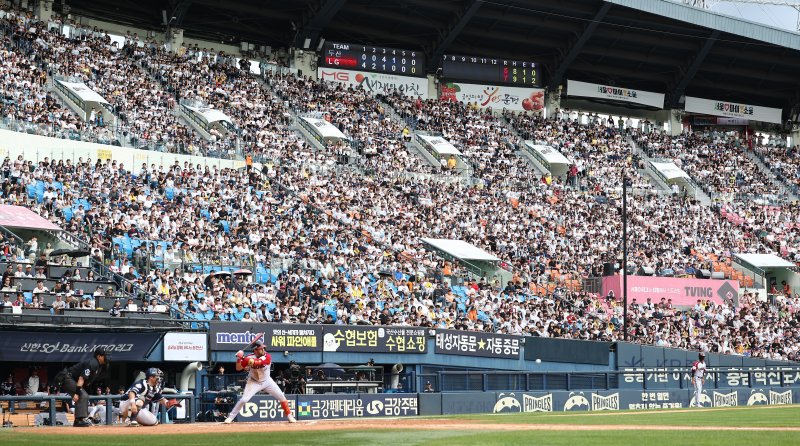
[
  {"xmin": 601, "ymin": 275, "xmax": 739, "ymax": 307},
  {"xmin": 0, "ymin": 205, "xmax": 62, "ymax": 231}
]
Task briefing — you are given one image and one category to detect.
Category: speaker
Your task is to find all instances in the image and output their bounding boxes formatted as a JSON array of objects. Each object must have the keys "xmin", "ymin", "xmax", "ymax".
[
  {"xmin": 637, "ymin": 266, "xmax": 655, "ymax": 276},
  {"xmin": 695, "ymin": 269, "xmax": 711, "ymax": 279},
  {"xmin": 602, "ymin": 262, "xmax": 615, "ymax": 276},
  {"xmin": 710, "ymin": 271, "xmax": 725, "ymax": 280}
]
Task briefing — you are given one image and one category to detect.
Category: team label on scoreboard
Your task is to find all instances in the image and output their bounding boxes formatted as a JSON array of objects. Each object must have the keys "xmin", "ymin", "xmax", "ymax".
[{"xmin": 434, "ymin": 329, "xmax": 521, "ymax": 359}]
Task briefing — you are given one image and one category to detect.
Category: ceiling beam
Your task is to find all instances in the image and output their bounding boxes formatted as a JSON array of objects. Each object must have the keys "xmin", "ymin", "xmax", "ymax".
[
  {"xmin": 669, "ymin": 30, "xmax": 719, "ymax": 108},
  {"xmin": 294, "ymin": 0, "xmax": 348, "ymax": 49},
  {"xmin": 431, "ymin": 0, "xmax": 483, "ymax": 65},
  {"xmin": 549, "ymin": 3, "xmax": 611, "ymax": 91}
]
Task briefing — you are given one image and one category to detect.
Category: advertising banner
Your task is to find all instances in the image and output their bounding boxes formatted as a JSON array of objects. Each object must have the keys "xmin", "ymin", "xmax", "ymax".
[
  {"xmin": 685, "ymin": 96, "xmax": 782, "ymax": 124},
  {"xmin": 601, "ymin": 275, "xmax": 739, "ymax": 307},
  {"xmin": 567, "ymin": 80, "xmax": 665, "ymax": 108},
  {"xmin": 163, "ymin": 332, "xmax": 208, "ymax": 362},
  {"xmin": 235, "ymin": 394, "xmax": 418, "ymax": 422},
  {"xmin": 439, "ymin": 82, "xmax": 545, "ymax": 112},
  {"xmin": 317, "ymin": 68, "xmax": 428, "ymax": 98},
  {"xmin": 209, "ymin": 323, "xmax": 425, "ymax": 353},
  {"xmin": 434, "ymin": 329, "xmax": 521, "ymax": 359},
  {"xmin": 209, "ymin": 322, "xmax": 322, "ymax": 352},
  {"xmin": 0, "ymin": 331, "xmax": 161, "ymax": 362},
  {"xmin": 322, "ymin": 326, "xmax": 427, "ymax": 353}
]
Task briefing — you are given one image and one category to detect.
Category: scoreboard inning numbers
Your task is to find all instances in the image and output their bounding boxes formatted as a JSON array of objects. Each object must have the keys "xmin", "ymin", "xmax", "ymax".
[
  {"xmin": 320, "ymin": 41, "xmax": 426, "ymax": 77},
  {"xmin": 442, "ymin": 54, "xmax": 540, "ymax": 87}
]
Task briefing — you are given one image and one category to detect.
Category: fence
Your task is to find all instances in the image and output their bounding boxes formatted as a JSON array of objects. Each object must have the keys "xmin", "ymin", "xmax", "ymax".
[
  {"xmin": 415, "ymin": 367, "xmax": 800, "ymax": 394},
  {"xmin": 0, "ymin": 393, "xmax": 195, "ymax": 426}
]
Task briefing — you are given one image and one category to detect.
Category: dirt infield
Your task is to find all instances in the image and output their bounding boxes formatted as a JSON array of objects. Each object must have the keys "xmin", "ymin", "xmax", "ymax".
[{"xmin": 14, "ymin": 417, "xmax": 800, "ymax": 435}]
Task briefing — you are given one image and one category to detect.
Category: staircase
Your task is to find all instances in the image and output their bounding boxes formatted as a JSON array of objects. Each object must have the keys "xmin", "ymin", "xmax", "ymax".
[
  {"xmin": 498, "ymin": 115, "xmax": 549, "ymax": 177},
  {"xmin": 627, "ymin": 136, "xmax": 712, "ymax": 205},
  {"xmin": 744, "ymin": 150, "xmax": 800, "ymax": 203}
]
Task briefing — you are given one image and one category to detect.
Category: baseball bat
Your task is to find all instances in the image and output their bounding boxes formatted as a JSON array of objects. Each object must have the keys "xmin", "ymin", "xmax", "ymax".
[{"xmin": 243, "ymin": 332, "xmax": 264, "ymax": 350}]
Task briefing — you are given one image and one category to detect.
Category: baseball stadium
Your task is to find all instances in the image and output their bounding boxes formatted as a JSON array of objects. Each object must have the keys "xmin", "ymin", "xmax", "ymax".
[{"xmin": 1, "ymin": 0, "xmax": 800, "ymax": 444}]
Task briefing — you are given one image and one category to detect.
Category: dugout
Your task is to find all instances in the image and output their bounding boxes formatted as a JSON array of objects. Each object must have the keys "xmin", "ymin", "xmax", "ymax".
[{"xmin": 732, "ymin": 253, "xmax": 799, "ymax": 302}]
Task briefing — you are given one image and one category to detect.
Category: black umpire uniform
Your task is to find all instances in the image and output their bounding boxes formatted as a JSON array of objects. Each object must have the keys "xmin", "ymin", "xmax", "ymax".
[{"xmin": 56, "ymin": 346, "xmax": 109, "ymax": 427}]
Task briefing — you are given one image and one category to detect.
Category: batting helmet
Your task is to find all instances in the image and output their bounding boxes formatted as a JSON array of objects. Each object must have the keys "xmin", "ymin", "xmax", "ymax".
[{"xmin": 252, "ymin": 340, "xmax": 265, "ymax": 350}]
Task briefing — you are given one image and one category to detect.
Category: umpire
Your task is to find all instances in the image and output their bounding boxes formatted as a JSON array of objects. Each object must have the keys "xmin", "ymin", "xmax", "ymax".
[{"xmin": 56, "ymin": 346, "xmax": 110, "ymax": 427}]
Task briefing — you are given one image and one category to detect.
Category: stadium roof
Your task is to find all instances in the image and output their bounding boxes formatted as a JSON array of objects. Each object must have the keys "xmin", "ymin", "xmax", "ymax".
[{"xmin": 65, "ymin": 0, "xmax": 800, "ymax": 111}]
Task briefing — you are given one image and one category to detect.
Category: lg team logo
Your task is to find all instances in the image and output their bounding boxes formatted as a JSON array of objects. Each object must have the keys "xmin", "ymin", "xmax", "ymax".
[
  {"xmin": 747, "ymin": 390, "xmax": 768, "ymax": 406},
  {"xmin": 770, "ymin": 390, "xmax": 793, "ymax": 405},
  {"xmin": 592, "ymin": 393, "xmax": 620, "ymax": 411},
  {"xmin": 493, "ymin": 393, "xmax": 522, "ymax": 413},
  {"xmin": 713, "ymin": 391, "xmax": 738, "ymax": 407},
  {"xmin": 523, "ymin": 394, "xmax": 553, "ymax": 412},
  {"xmin": 563, "ymin": 392, "xmax": 590, "ymax": 411}
]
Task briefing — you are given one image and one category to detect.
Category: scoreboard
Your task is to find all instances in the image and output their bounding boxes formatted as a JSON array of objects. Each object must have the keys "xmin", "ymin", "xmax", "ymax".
[
  {"xmin": 320, "ymin": 41, "xmax": 425, "ymax": 77},
  {"xmin": 442, "ymin": 54, "xmax": 540, "ymax": 87}
]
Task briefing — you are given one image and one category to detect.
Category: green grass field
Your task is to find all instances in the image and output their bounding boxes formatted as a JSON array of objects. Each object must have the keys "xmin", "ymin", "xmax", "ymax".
[{"xmin": 3, "ymin": 406, "xmax": 799, "ymax": 446}]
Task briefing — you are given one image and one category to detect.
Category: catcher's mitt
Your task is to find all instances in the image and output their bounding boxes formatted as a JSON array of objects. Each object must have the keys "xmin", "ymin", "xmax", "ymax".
[{"xmin": 165, "ymin": 399, "xmax": 182, "ymax": 409}]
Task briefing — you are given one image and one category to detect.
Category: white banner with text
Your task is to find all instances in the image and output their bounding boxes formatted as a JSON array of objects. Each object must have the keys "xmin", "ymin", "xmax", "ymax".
[
  {"xmin": 164, "ymin": 332, "xmax": 208, "ymax": 361},
  {"xmin": 684, "ymin": 96, "xmax": 782, "ymax": 124},
  {"xmin": 567, "ymin": 80, "xmax": 665, "ymax": 109}
]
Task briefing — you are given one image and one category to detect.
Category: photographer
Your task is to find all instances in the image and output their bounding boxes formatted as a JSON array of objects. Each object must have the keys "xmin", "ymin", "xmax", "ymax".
[{"xmin": 284, "ymin": 361, "xmax": 306, "ymax": 395}]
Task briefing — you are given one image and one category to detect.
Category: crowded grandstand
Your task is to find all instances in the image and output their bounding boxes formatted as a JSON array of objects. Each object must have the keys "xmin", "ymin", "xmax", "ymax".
[{"xmin": 1, "ymin": 0, "xmax": 800, "ymax": 427}]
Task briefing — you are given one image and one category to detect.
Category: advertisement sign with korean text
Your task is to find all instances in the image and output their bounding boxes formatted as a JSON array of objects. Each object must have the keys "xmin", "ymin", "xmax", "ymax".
[
  {"xmin": 602, "ymin": 275, "xmax": 739, "ymax": 307},
  {"xmin": 0, "ymin": 331, "xmax": 161, "ymax": 362},
  {"xmin": 567, "ymin": 80, "xmax": 665, "ymax": 109},
  {"xmin": 163, "ymin": 332, "xmax": 208, "ymax": 362},
  {"xmin": 685, "ymin": 96, "xmax": 782, "ymax": 124},
  {"xmin": 440, "ymin": 82, "xmax": 544, "ymax": 112},
  {"xmin": 434, "ymin": 329, "xmax": 521, "ymax": 359},
  {"xmin": 317, "ymin": 67, "xmax": 428, "ymax": 98}
]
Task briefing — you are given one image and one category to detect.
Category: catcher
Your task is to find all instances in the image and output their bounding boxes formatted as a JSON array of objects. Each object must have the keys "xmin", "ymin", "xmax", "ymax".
[
  {"xmin": 224, "ymin": 340, "xmax": 296, "ymax": 423},
  {"xmin": 120, "ymin": 368, "xmax": 181, "ymax": 426}
]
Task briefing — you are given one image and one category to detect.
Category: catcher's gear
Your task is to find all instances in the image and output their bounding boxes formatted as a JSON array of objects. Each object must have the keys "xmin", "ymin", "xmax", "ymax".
[
  {"xmin": 146, "ymin": 367, "xmax": 163, "ymax": 379},
  {"xmin": 165, "ymin": 399, "xmax": 182, "ymax": 409},
  {"xmin": 134, "ymin": 408, "xmax": 159, "ymax": 426}
]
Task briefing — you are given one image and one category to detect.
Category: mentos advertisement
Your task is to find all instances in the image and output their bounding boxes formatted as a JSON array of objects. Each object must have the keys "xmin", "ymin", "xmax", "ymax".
[
  {"xmin": 316, "ymin": 68, "xmax": 428, "ymax": 98},
  {"xmin": 602, "ymin": 275, "xmax": 739, "ymax": 307},
  {"xmin": 439, "ymin": 82, "xmax": 544, "ymax": 112}
]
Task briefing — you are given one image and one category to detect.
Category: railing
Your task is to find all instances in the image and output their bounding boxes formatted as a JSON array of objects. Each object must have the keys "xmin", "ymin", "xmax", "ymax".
[
  {"xmin": 0, "ymin": 394, "xmax": 195, "ymax": 426},
  {"xmin": 415, "ymin": 367, "xmax": 800, "ymax": 393},
  {"xmin": 0, "ymin": 312, "xmax": 186, "ymax": 329}
]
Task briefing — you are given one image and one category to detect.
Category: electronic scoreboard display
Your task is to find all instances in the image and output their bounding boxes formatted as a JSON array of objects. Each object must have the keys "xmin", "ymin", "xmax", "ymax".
[
  {"xmin": 441, "ymin": 54, "xmax": 540, "ymax": 87},
  {"xmin": 320, "ymin": 41, "xmax": 425, "ymax": 77}
]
